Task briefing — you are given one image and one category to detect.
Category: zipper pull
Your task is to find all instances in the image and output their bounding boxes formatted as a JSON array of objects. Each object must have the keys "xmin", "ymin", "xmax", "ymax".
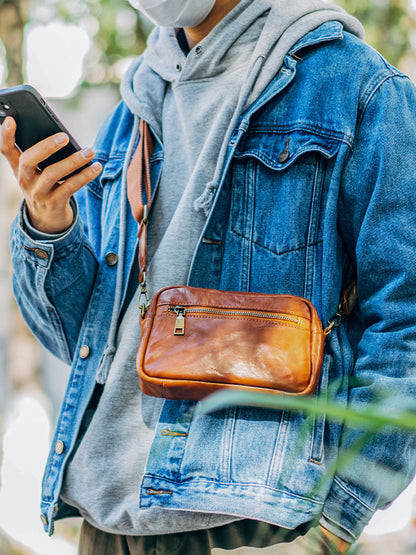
[{"xmin": 173, "ymin": 306, "xmax": 186, "ymax": 336}]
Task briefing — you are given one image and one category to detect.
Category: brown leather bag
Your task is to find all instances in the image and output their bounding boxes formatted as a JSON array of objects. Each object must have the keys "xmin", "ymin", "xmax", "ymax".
[
  {"xmin": 137, "ymin": 285, "xmax": 326, "ymax": 400},
  {"xmin": 128, "ymin": 121, "xmax": 356, "ymax": 401}
]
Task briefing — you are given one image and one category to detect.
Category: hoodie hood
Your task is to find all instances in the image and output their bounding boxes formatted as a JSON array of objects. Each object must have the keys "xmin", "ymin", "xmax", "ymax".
[{"xmin": 121, "ymin": 0, "xmax": 364, "ymax": 138}]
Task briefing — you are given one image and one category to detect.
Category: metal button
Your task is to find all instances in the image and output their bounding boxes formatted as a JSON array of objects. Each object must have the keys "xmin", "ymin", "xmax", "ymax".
[
  {"xmin": 79, "ymin": 345, "xmax": 90, "ymax": 359},
  {"xmin": 34, "ymin": 248, "xmax": 48, "ymax": 260},
  {"xmin": 40, "ymin": 514, "xmax": 48, "ymax": 527},
  {"xmin": 195, "ymin": 46, "xmax": 202, "ymax": 55},
  {"xmin": 278, "ymin": 137, "xmax": 290, "ymax": 163},
  {"xmin": 278, "ymin": 150, "xmax": 289, "ymax": 163},
  {"xmin": 176, "ymin": 63, "xmax": 182, "ymax": 72},
  {"xmin": 55, "ymin": 440, "xmax": 65, "ymax": 455},
  {"xmin": 24, "ymin": 246, "xmax": 49, "ymax": 260},
  {"xmin": 105, "ymin": 252, "xmax": 118, "ymax": 266}
]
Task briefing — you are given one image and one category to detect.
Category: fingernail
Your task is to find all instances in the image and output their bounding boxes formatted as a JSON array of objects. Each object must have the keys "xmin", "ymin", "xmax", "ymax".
[
  {"xmin": 81, "ymin": 147, "xmax": 93, "ymax": 159},
  {"xmin": 92, "ymin": 162, "xmax": 102, "ymax": 172},
  {"xmin": 3, "ymin": 117, "xmax": 11, "ymax": 129},
  {"xmin": 55, "ymin": 133, "xmax": 67, "ymax": 145}
]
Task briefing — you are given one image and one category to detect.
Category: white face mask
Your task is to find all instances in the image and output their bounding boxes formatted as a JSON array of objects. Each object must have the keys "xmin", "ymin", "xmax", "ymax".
[{"xmin": 129, "ymin": 0, "xmax": 217, "ymax": 28}]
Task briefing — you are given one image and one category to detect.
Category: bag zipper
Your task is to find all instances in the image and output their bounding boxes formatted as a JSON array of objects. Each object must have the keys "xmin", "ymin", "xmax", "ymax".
[{"xmin": 167, "ymin": 305, "xmax": 300, "ymax": 336}]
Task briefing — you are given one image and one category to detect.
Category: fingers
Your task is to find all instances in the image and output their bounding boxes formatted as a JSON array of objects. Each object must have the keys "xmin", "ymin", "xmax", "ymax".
[
  {"xmin": 34, "ymin": 148, "xmax": 102, "ymax": 206},
  {"xmin": 1, "ymin": 115, "xmax": 103, "ymax": 234},
  {"xmin": 52, "ymin": 157, "xmax": 103, "ymax": 197},
  {"xmin": 39, "ymin": 146, "xmax": 101, "ymax": 189},
  {"xmin": 0, "ymin": 117, "xmax": 21, "ymax": 175},
  {"xmin": 23, "ymin": 157, "xmax": 102, "ymax": 234},
  {"xmin": 18, "ymin": 132, "xmax": 70, "ymax": 185}
]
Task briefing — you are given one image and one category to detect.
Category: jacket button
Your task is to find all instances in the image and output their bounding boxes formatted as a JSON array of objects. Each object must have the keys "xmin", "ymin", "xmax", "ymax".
[
  {"xmin": 105, "ymin": 252, "xmax": 118, "ymax": 266},
  {"xmin": 40, "ymin": 514, "xmax": 48, "ymax": 527},
  {"xmin": 34, "ymin": 248, "xmax": 49, "ymax": 260},
  {"xmin": 79, "ymin": 345, "xmax": 90, "ymax": 359},
  {"xmin": 176, "ymin": 63, "xmax": 182, "ymax": 72},
  {"xmin": 278, "ymin": 137, "xmax": 290, "ymax": 163},
  {"xmin": 54, "ymin": 440, "xmax": 65, "ymax": 455},
  {"xmin": 278, "ymin": 150, "xmax": 289, "ymax": 163}
]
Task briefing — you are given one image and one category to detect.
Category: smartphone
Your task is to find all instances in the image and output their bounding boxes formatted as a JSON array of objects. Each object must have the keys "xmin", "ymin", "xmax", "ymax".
[{"xmin": 0, "ymin": 84, "xmax": 90, "ymax": 174}]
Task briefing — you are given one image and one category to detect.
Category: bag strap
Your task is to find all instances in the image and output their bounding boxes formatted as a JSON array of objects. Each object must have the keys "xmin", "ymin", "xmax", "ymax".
[
  {"xmin": 127, "ymin": 119, "xmax": 154, "ymax": 317},
  {"xmin": 126, "ymin": 119, "xmax": 358, "ymax": 324}
]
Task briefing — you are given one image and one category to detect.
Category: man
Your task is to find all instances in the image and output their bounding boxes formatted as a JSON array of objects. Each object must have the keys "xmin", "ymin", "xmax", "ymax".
[{"xmin": 2, "ymin": 0, "xmax": 416, "ymax": 553}]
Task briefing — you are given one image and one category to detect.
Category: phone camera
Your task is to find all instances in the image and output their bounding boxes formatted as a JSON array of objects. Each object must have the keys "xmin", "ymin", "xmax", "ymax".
[
  {"xmin": 0, "ymin": 109, "xmax": 6, "ymax": 118},
  {"xmin": 0, "ymin": 102, "xmax": 10, "ymax": 110}
]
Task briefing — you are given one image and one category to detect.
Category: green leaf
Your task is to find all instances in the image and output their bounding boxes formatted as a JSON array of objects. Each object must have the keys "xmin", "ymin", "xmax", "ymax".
[{"xmin": 195, "ymin": 389, "xmax": 416, "ymax": 431}]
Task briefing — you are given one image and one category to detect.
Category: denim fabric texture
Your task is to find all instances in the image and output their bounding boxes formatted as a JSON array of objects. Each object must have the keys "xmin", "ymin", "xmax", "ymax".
[{"xmin": 9, "ymin": 24, "xmax": 416, "ymax": 543}]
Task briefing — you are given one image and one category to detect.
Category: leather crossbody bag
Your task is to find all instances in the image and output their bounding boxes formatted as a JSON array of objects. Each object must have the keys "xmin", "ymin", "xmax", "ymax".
[{"xmin": 127, "ymin": 120, "xmax": 357, "ymax": 401}]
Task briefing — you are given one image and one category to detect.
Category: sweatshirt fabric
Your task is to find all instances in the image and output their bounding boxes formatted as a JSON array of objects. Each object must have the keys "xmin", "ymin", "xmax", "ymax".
[{"xmin": 61, "ymin": 0, "xmax": 363, "ymax": 537}]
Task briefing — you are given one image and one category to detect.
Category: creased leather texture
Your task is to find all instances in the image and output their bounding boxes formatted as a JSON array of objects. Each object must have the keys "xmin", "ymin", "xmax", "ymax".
[{"xmin": 137, "ymin": 285, "xmax": 325, "ymax": 400}]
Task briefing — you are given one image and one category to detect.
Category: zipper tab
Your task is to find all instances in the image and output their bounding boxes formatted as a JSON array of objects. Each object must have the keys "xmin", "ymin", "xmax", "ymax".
[{"xmin": 173, "ymin": 306, "xmax": 186, "ymax": 335}]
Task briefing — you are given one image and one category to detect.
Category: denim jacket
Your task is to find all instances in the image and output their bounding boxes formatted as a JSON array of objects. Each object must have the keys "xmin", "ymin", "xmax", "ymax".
[{"xmin": 10, "ymin": 23, "xmax": 416, "ymax": 542}]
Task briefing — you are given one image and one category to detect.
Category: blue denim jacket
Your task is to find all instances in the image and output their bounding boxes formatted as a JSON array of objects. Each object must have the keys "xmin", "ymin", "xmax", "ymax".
[{"xmin": 10, "ymin": 23, "xmax": 416, "ymax": 542}]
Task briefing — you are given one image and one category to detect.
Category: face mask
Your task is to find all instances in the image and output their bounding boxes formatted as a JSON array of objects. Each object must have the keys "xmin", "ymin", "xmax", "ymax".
[{"xmin": 129, "ymin": 0, "xmax": 217, "ymax": 28}]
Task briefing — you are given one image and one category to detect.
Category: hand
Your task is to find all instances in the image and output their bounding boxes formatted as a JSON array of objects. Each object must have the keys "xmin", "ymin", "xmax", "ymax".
[
  {"xmin": 0, "ymin": 116, "xmax": 102, "ymax": 234},
  {"xmin": 319, "ymin": 525, "xmax": 351, "ymax": 554}
]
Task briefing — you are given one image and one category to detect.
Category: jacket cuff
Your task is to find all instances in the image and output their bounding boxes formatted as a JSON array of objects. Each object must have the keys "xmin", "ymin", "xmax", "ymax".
[
  {"xmin": 321, "ymin": 477, "xmax": 376, "ymax": 543},
  {"xmin": 20, "ymin": 197, "xmax": 78, "ymax": 242},
  {"xmin": 15, "ymin": 198, "xmax": 83, "ymax": 263}
]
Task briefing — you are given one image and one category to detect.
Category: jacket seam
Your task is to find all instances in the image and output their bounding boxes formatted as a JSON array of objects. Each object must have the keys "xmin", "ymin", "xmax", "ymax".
[
  {"xmin": 241, "ymin": 123, "xmax": 353, "ymax": 146},
  {"xmin": 333, "ymin": 476, "xmax": 375, "ymax": 511},
  {"xmin": 143, "ymin": 475, "xmax": 324, "ymax": 505},
  {"xmin": 357, "ymin": 72, "xmax": 407, "ymax": 129},
  {"xmin": 230, "ymin": 229, "xmax": 323, "ymax": 257},
  {"xmin": 39, "ymin": 271, "xmax": 73, "ymax": 364}
]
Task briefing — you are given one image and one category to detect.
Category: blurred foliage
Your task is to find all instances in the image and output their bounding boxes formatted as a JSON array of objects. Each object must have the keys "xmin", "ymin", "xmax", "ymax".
[
  {"xmin": 0, "ymin": 0, "xmax": 416, "ymax": 90},
  {"xmin": 0, "ymin": 0, "xmax": 28, "ymax": 85},
  {"xmin": 26, "ymin": 0, "xmax": 150, "ymax": 87},
  {"xmin": 337, "ymin": 0, "xmax": 415, "ymax": 67}
]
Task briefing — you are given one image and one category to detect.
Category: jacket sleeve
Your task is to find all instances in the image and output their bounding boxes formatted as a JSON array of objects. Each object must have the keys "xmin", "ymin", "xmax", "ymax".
[
  {"xmin": 9, "ymin": 191, "xmax": 100, "ymax": 365},
  {"xmin": 321, "ymin": 73, "xmax": 416, "ymax": 542}
]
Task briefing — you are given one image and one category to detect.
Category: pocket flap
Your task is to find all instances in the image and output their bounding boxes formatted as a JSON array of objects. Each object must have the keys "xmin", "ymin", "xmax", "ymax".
[{"xmin": 234, "ymin": 128, "xmax": 342, "ymax": 170}]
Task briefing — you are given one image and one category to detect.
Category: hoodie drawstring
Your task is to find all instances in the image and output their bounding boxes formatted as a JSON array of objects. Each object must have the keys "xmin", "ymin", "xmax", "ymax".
[{"xmin": 193, "ymin": 55, "xmax": 266, "ymax": 216}]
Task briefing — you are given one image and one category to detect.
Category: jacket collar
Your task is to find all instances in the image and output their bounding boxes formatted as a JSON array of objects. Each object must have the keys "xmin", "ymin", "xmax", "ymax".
[{"xmin": 289, "ymin": 21, "xmax": 344, "ymax": 56}]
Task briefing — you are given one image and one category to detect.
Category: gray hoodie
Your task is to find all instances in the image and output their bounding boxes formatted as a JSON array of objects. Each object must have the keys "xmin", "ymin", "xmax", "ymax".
[{"xmin": 62, "ymin": 0, "xmax": 363, "ymax": 537}]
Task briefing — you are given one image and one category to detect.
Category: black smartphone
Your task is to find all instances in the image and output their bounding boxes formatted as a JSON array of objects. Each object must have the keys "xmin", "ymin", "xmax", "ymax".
[{"xmin": 0, "ymin": 84, "xmax": 90, "ymax": 174}]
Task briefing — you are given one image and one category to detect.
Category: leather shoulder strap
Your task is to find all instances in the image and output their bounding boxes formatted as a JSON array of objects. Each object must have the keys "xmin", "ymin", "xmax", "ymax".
[
  {"xmin": 126, "ymin": 120, "xmax": 155, "ymax": 316},
  {"xmin": 127, "ymin": 119, "xmax": 154, "ymax": 223}
]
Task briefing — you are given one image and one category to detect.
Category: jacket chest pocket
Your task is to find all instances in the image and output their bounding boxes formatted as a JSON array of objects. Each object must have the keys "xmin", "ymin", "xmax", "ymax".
[{"xmin": 230, "ymin": 129, "xmax": 341, "ymax": 256}]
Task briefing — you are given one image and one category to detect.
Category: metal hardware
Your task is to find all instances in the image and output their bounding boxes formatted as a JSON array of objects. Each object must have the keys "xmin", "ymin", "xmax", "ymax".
[
  {"xmin": 324, "ymin": 304, "xmax": 345, "ymax": 335},
  {"xmin": 142, "ymin": 204, "xmax": 148, "ymax": 224},
  {"xmin": 138, "ymin": 272, "xmax": 150, "ymax": 318},
  {"xmin": 161, "ymin": 429, "xmax": 188, "ymax": 437},
  {"xmin": 278, "ymin": 137, "xmax": 290, "ymax": 163},
  {"xmin": 146, "ymin": 488, "xmax": 173, "ymax": 495},
  {"xmin": 173, "ymin": 306, "xmax": 186, "ymax": 335},
  {"xmin": 168, "ymin": 305, "xmax": 299, "ymax": 325}
]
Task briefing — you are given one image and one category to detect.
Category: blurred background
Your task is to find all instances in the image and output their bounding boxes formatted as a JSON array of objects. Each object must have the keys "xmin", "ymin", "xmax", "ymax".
[{"xmin": 1, "ymin": 0, "xmax": 416, "ymax": 553}]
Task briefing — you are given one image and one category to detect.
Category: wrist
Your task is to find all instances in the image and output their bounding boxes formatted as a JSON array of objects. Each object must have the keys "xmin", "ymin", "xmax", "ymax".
[
  {"xmin": 26, "ymin": 203, "xmax": 74, "ymax": 234},
  {"xmin": 319, "ymin": 525, "xmax": 351, "ymax": 553}
]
